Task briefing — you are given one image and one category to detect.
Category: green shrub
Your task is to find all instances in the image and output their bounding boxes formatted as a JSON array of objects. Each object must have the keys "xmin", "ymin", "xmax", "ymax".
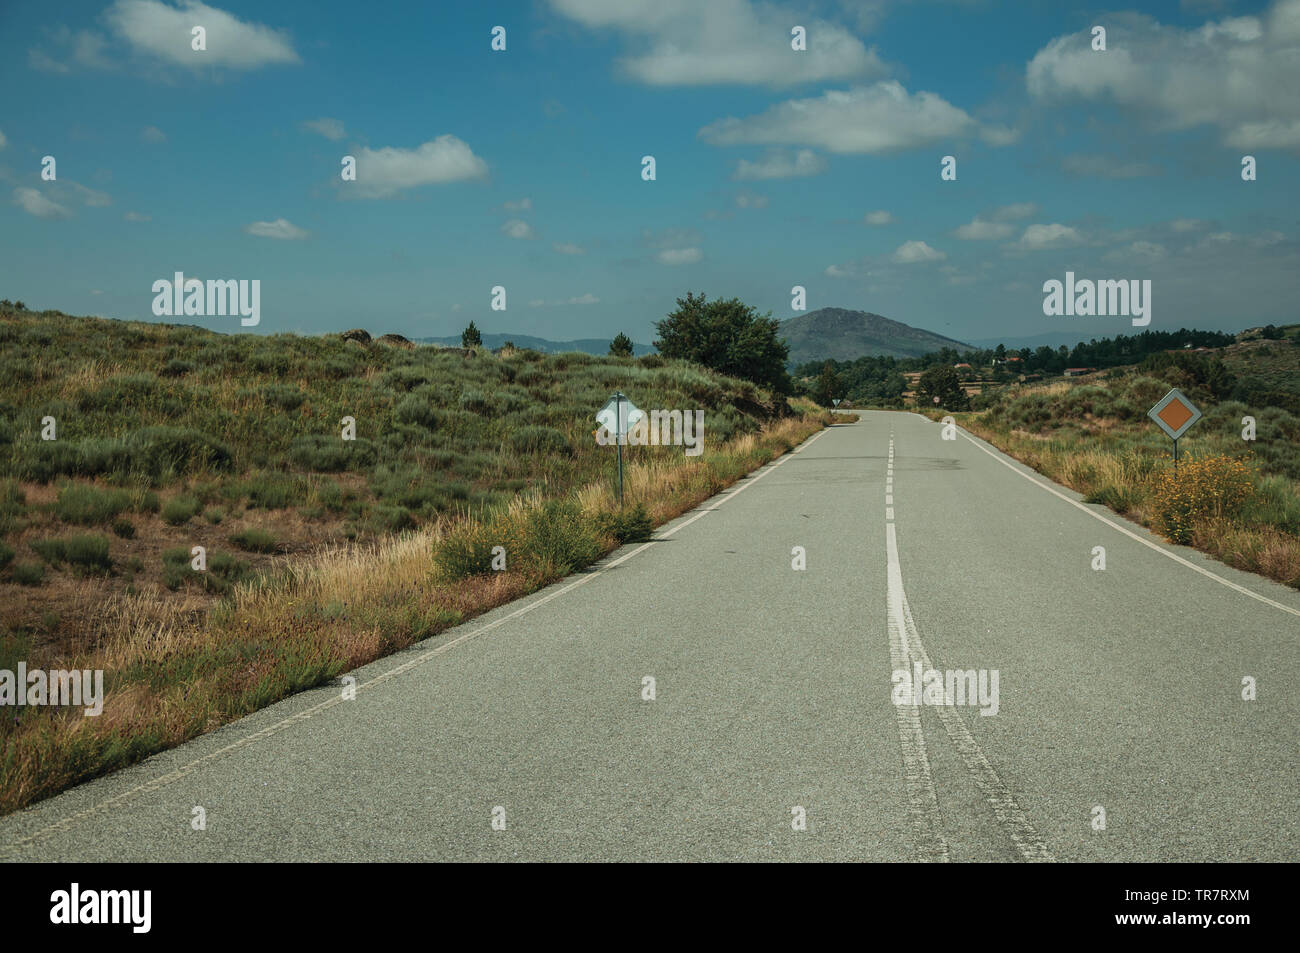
[
  {"xmin": 162, "ymin": 497, "xmax": 200, "ymax": 525},
  {"xmin": 31, "ymin": 534, "xmax": 112, "ymax": 572},
  {"xmin": 519, "ymin": 500, "xmax": 603, "ymax": 575},
  {"xmin": 204, "ymin": 507, "xmax": 224, "ymax": 524},
  {"xmin": 594, "ymin": 503, "xmax": 653, "ymax": 543},
  {"xmin": 111, "ymin": 517, "xmax": 136, "ymax": 538},
  {"xmin": 433, "ymin": 521, "xmax": 501, "ymax": 579},
  {"xmin": 0, "ymin": 540, "xmax": 14, "ymax": 570},
  {"xmin": 53, "ymin": 484, "xmax": 133, "ymax": 525},
  {"xmin": 287, "ymin": 435, "xmax": 378, "ymax": 472},
  {"xmin": 509, "ymin": 426, "xmax": 570, "ymax": 456},
  {"xmin": 11, "ymin": 561, "xmax": 44, "ymax": 586},
  {"xmin": 366, "ymin": 505, "xmax": 414, "ymax": 534},
  {"xmin": 228, "ymin": 528, "xmax": 278, "ymax": 553}
]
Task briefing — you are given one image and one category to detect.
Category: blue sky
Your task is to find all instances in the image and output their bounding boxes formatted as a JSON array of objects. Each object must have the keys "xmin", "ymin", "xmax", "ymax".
[{"xmin": 1, "ymin": 0, "xmax": 1297, "ymax": 346}]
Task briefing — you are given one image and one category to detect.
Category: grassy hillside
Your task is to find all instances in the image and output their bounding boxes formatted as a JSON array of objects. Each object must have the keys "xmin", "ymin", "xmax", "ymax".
[
  {"xmin": 781, "ymin": 307, "xmax": 972, "ymax": 365},
  {"xmin": 934, "ymin": 332, "xmax": 1300, "ymax": 590},
  {"xmin": 0, "ymin": 306, "xmax": 837, "ymax": 812}
]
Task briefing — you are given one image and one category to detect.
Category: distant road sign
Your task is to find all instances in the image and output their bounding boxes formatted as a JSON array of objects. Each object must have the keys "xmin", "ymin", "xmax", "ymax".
[
  {"xmin": 595, "ymin": 393, "xmax": 644, "ymax": 437},
  {"xmin": 1148, "ymin": 388, "xmax": 1202, "ymax": 441}
]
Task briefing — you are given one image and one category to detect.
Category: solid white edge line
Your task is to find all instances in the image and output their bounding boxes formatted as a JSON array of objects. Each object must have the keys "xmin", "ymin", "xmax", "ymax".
[
  {"xmin": 0, "ymin": 422, "xmax": 835, "ymax": 853},
  {"xmin": 956, "ymin": 426, "xmax": 1300, "ymax": 620}
]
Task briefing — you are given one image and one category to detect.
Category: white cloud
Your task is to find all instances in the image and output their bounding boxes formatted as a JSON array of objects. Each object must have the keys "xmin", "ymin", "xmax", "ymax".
[
  {"xmin": 528, "ymin": 298, "xmax": 546, "ymax": 308},
  {"xmin": 29, "ymin": 27, "xmax": 114, "ymax": 72},
  {"xmin": 734, "ymin": 190, "xmax": 768, "ymax": 209},
  {"xmin": 548, "ymin": 0, "xmax": 883, "ymax": 87},
  {"xmin": 1011, "ymin": 223, "xmax": 1085, "ymax": 251},
  {"xmin": 300, "ymin": 118, "xmax": 344, "ymax": 141},
  {"xmin": 244, "ymin": 217, "xmax": 310, "ymax": 239},
  {"xmin": 69, "ymin": 183, "xmax": 111, "ymax": 207},
  {"xmin": 701, "ymin": 81, "xmax": 1013, "ymax": 155},
  {"xmin": 1062, "ymin": 154, "xmax": 1160, "ymax": 178},
  {"xmin": 105, "ymin": 0, "xmax": 300, "ymax": 70},
  {"xmin": 565, "ymin": 293, "xmax": 600, "ymax": 305},
  {"xmin": 864, "ymin": 210, "xmax": 894, "ymax": 225},
  {"xmin": 1170, "ymin": 218, "xmax": 1209, "ymax": 232},
  {"xmin": 29, "ymin": 49, "xmax": 71, "ymax": 73},
  {"xmin": 503, "ymin": 197, "xmax": 532, "ymax": 211},
  {"xmin": 0, "ymin": 128, "xmax": 6, "ymax": 150},
  {"xmin": 13, "ymin": 187, "xmax": 71, "ymax": 219},
  {"xmin": 657, "ymin": 247, "xmax": 703, "ymax": 265},
  {"xmin": 141, "ymin": 125, "xmax": 167, "ymax": 143},
  {"xmin": 1104, "ymin": 240, "xmax": 1167, "ymax": 261},
  {"xmin": 733, "ymin": 149, "xmax": 826, "ymax": 180},
  {"xmin": 891, "ymin": 240, "xmax": 945, "ymax": 263},
  {"xmin": 124, "ymin": 211, "xmax": 151, "ymax": 221},
  {"xmin": 552, "ymin": 242, "xmax": 585, "ymax": 255},
  {"xmin": 990, "ymin": 202, "xmax": 1038, "ymax": 221},
  {"xmin": 953, "ymin": 218, "xmax": 1014, "ymax": 240},
  {"xmin": 1027, "ymin": 1, "xmax": 1300, "ymax": 147},
  {"xmin": 501, "ymin": 219, "xmax": 536, "ymax": 240},
  {"xmin": 350, "ymin": 136, "xmax": 488, "ymax": 198}
]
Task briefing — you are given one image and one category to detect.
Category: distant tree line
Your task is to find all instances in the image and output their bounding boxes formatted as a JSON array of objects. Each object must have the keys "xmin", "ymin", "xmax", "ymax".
[{"xmin": 796, "ymin": 327, "xmax": 1239, "ymax": 405}]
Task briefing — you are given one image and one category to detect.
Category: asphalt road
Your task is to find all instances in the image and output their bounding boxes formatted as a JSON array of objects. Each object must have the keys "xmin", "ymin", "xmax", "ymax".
[{"xmin": 2, "ymin": 410, "xmax": 1296, "ymax": 861}]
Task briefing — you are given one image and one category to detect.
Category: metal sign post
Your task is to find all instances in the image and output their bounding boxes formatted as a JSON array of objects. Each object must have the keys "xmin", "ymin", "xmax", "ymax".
[
  {"xmin": 595, "ymin": 392, "xmax": 644, "ymax": 507},
  {"xmin": 616, "ymin": 393, "xmax": 624, "ymax": 505},
  {"xmin": 1147, "ymin": 388, "xmax": 1202, "ymax": 476}
]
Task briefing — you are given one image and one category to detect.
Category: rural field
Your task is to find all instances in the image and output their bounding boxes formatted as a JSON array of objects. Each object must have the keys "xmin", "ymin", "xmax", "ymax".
[
  {"xmin": 922, "ymin": 328, "xmax": 1300, "ymax": 591},
  {"xmin": 0, "ymin": 305, "xmax": 836, "ymax": 813}
]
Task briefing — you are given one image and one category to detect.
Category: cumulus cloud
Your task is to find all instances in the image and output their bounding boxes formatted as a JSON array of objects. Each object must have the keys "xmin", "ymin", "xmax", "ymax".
[
  {"xmin": 548, "ymin": 0, "xmax": 883, "ymax": 87},
  {"xmin": 124, "ymin": 211, "xmax": 151, "ymax": 221},
  {"xmin": 1010, "ymin": 223, "xmax": 1085, "ymax": 251},
  {"xmin": 552, "ymin": 242, "xmax": 585, "ymax": 255},
  {"xmin": 349, "ymin": 136, "xmax": 488, "ymax": 198},
  {"xmin": 503, "ymin": 197, "xmax": 532, "ymax": 211},
  {"xmin": 733, "ymin": 149, "xmax": 826, "ymax": 180},
  {"xmin": 28, "ymin": 27, "xmax": 114, "ymax": 73},
  {"xmin": 953, "ymin": 218, "xmax": 1014, "ymax": 240},
  {"xmin": 0, "ymin": 128, "xmax": 7, "ymax": 150},
  {"xmin": 300, "ymin": 118, "xmax": 344, "ymax": 140},
  {"xmin": 105, "ymin": 0, "xmax": 300, "ymax": 70},
  {"xmin": 68, "ymin": 182, "xmax": 112, "ymax": 207},
  {"xmin": 1104, "ymin": 240, "xmax": 1167, "ymax": 261},
  {"xmin": 501, "ymin": 219, "xmax": 536, "ymax": 240},
  {"xmin": 244, "ymin": 217, "xmax": 310, "ymax": 239},
  {"xmin": 891, "ymin": 240, "xmax": 945, "ymax": 263},
  {"xmin": 13, "ymin": 187, "xmax": 71, "ymax": 219},
  {"xmin": 701, "ymin": 81, "xmax": 1015, "ymax": 155},
  {"xmin": 657, "ymin": 247, "xmax": 703, "ymax": 265},
  {"xmin": 141, "ymin": 125, "xmax": 167, "ymax": 143},
  {"xmin": 864, "ymin": 210, "xmax": 894, "ymax": 225},
  {"xmin": 990, "ymin": 202, "xmax": 1038, "ymax": 221},
  {"xmin": 1027, "ymin": 1, "xmax": 1300, "ymax": 147},
  {"xmin": 734, "ymin": 190, "xmax": 769, "ymax": 209}
]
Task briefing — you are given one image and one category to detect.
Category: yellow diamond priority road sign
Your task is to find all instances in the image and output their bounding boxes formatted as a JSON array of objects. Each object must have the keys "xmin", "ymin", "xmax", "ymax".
[{"xmin": 1147, "ymin": 387, "xmax": 1202, "ymax": 441}]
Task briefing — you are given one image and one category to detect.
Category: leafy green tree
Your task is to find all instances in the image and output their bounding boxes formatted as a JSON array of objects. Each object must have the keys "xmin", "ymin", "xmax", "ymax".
[
  {"xmin": 917, "ymin": 365, "xmax": 969, "ymax": 410},
  {"xmin": 609, "ymin": 332, "xmax": 634, "ymax": 357},
  {"xmin": 812, "ymin": 361, "xmax": 842, "ymax": 407},
  {"xmin": 461, "ymin": 321, "xmax": 482, "ymax": 348},
  {"xmin": 653, "ymin": 292, "xmax": 791, "ymax": 394}
]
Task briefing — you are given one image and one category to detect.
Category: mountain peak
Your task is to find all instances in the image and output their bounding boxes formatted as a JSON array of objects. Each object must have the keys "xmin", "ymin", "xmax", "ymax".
[{"xmin": 780, "ymin": 307, "xmax": 971, "ymax": 366}]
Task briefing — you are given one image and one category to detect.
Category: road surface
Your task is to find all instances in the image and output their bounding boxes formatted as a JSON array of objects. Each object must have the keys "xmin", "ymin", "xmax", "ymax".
[{"xmin": 2, "ymin": 410, "xmax": 1296, "ymax": 861}]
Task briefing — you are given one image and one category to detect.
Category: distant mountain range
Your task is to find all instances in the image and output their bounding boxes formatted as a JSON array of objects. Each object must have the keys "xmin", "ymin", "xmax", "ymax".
[
  {"xmin": 415, "ymin": 332, "xmax": 654, "ymax": 356},
  {"xmin": 780, "ymin": 308, "xmax": 972, "ymax": 366}
]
